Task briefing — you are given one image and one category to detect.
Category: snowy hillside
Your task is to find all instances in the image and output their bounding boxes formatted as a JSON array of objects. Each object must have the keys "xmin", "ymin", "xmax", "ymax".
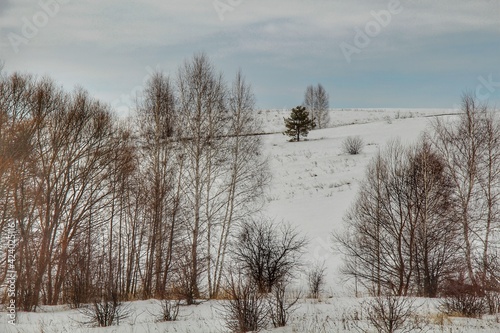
[
  {"xmin": 4, "ymin": 108, "xmax": 500, "ymax": 333},
  {"xmin": 263, "ymin": 110, "xmax": 445, "ymax": 296}
]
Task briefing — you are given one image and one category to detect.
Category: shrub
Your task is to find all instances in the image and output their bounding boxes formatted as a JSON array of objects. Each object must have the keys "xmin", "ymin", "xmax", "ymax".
[
  {"xmin": 363, "ymin": 295, "xmax": 423, "ymax": 333},
  {"xmin": 342, "ymin": 136, "xmax": 364, "ymax": 155},
  {"xmin": 154, "ymin": 299, "xmax": 180, "ymax": 322},
  {"xmin": 440, "ymin": 279, "xmax": 485, "ymax": 318},
  {"xmin": 173, "ymin": 249, "xmax": 203, "ymax": 305},
  {"xmin": 440, "ymin": 294, "xmax": 485, "ymax": 318},
  {"xmin": 232, "ymin": 218, "xmax": 307, "ymax": 293},
  {"xmin": 268, "ymin": 281, "xmax": 300, "ymax": 328},
  {"xmin": 222, "ymin": 273, "xmax": 269, "ymax": 333},
  {"xmin": 79, "ymin": 293, "xmax": 131, "ymax": 327},
  {"xmin": 485, "ymin": 291, "xmax": 500, "ymax": 315},
  {"xmin": 307, "ymin": 262, "xmax": 326, "ymax": 299}
]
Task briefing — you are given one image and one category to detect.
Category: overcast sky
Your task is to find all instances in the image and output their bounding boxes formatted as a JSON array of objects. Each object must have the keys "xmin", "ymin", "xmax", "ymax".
[{"xmin": 1, "ymin": 0, "xmax": 499, "ymax": 115}]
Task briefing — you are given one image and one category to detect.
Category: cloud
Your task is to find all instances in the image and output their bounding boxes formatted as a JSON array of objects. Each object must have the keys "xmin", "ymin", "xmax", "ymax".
[
  {"xmin": 1, "ymin": 0, "xmax": 498, "ymax": 110},
  {"xmin": 0, "ymin": 0, "xmax": 11, "ymax": 15}
]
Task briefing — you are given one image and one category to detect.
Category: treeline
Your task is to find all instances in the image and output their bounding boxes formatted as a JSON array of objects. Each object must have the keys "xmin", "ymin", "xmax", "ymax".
[
  {"xmin": 336, "ymin": 94, "xmax": 500, "ymax": 298},
  {"xmin": 0, "ymin": 54, "xmax": 269, "ymax": 311}
]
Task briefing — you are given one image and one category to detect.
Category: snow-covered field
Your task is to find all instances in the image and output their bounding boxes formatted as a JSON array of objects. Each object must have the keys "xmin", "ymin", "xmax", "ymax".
[
  {"xmin": 264, "ymin": 115, "xmax": 430, "ymax": 294},
  {"xmin": 4, "ymin": 108, "xmax": 500, "ymax": 333},
  {"xmin": 5, "ymin": 297, "xmax": 500, "ymax": 333},
  {"xmin": 259, "ymin": 108, "xmax": 457, "ymax": 133}
]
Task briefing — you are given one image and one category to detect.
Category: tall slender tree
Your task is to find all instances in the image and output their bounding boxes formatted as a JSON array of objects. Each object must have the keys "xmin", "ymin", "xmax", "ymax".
[
  {"xmin": 208, "ymin": 71, "xmax": 268, "ymax": 298},
  {"xmin": 135, "ymin": 72, "xmax": 181, "ymax": 299},
  {"xmin": 0, "ymin": 55, "xmax": 268, "ymax": 307},
  {"xmin": 431, "ymin": 93, "xmax": 500, "ymax": 289},
  {"xmin": 303, "ymin": 84, "xmax": 330, "ymax": 129},
  {"xmin": 335, "ymin": 138, "xmax": 459, "ymax": 296},
  {"xmin": 177, "ymin": 53, "xmax": 227, "ymax": 302}
]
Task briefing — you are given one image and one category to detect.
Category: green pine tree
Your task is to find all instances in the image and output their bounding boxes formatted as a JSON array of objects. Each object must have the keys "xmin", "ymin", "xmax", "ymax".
[{"xmin": 283, "ymin": 105, "xmax": 316, "ymax": 142}]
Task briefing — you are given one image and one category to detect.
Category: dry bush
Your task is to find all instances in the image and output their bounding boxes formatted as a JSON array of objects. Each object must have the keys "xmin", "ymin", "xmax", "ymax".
[
  {"xmin": 153, "ymin": 299, "xmax": 181, "ymax": 322},
  {"xmin": 173, "ymin": 249, "xmax": 204, "ymax": 305},
  {"xmin": 268, "ymin": 282, "xmax": 300, "ymax": 328},
  {"xmin": 232, "ymin": 218, "xmax": 307, "ymax": 293},
  {"xmin": 222, "ymin": 273, "xmax": 269, "ymax": 333},
  {"xmin": 440, "ymin": 279, "xmax": 485, "ymax": 318},
  {"xmin": 342, "ymin": 136, "xmax": 364, "ymax": 155},
  {"xmin": 307, "ymin": 262, "xmax": 327, "ymax": 299},
  {"xmin": 440, "ymin": 295, "xmax": 485, "ymax": 318},
  {"xmin": 79, "ymin": 294, "xmax": 131, "ymax": 327},
  {"xmin": 363, "ymin": 295, "xmax": 423, "ymax": 333},
  {"xmin": 485, "ymin": 291, "xmax": 500, "ymax": 315}
]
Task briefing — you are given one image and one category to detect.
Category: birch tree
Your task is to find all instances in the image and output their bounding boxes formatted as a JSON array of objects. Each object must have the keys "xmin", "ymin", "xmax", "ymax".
[
  {"xmin": 432, "ymin": 93, "xmax": 500, "ymax": 289},
  {"xmin": 177, "ymin": 53, "xmax": 227, "ymax": 301},
  {"xmin": 336, "ymin": 139, "xmax": 459, "ymax": 296},
  {"xmin": 208, "ymin": 71, "xmax": 269, "ymax": 298},
  {"xmin": 303, "ymin": 84, "xmax": 330, "ymax": 129},
  {"xmin": 136, "ymin": 72, "xmax": 182, "ymax": 299}
]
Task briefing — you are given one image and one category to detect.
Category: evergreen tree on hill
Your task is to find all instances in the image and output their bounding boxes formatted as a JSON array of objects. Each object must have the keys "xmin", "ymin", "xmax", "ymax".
[{"xmin": 283, "ymin": 105, "xmax": 315, "ymax": 142}]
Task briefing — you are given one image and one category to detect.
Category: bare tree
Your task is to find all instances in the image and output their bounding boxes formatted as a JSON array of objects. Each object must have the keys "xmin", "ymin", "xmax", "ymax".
[
  {"xmin": 335, "ymin": 138, "xmax": 459, "ymax": 297},
  {"xmin": 363, "ymin": 296, "xmax": 423, "ymax": 333},
  {"xmin": 407, "ymin": 138, "xmax": 460, "ymax": 297},
  {"xmin": 0, "ymin": 73, "xmax": 41, "ymax": 309},
  {"xmin": 336, "ymin": 140, "xmax": 411, "ymax": 296},
  {"xmin": 307, "ymin": 261, "xmax": 327, "ymax": 299},
  {"xmin": 475, "ymin": 110, "xmax": 500, "ymax": 289},
  {"xmin": 1, "ymin": 54, "xmax": 268, "ymax": 308},
  {"xmin": 0, "ymin": 73, "xmax": 125, "ymax": 310},
  {"xmin": 304, "ymin": 85, "xmax": 314, "ymax": 114},
  {"xmin": 337, "ymin": 93, "xmax": 499, "ymax": 300},
  {"xmin": 431, "ymin": 93, "xmax": 500, "ymax": 289},
  {"xmin": 267, "ymin": 281, "xmax": 300, "ymax": 328},
  {"xmin": 303, "ymin": 84, "xmax": 330, "ymax": 129},
  {"xmin": 177, "ymin": 55, "xmax": 268, "ymax": 300},
  {"xmin": 208, "ymin": 70, "xmax": 269, "ymax": 298},
  {"xmin": 177, "ymin": 53, "xmax": 227, "ymax": 300},
  {"xmin": 314, "ymin": 84, "xmax": 330, "ymax": 128},
  {"xmin": 222, "ymin": 271, "xmax": 269, "ymax": 333},
  {"xmin": 135, "ymin": 72, "xmax": 182, "ymax": 299},
  {"xmin": 37, "ymin": 88, "xmax": 119, "ymax": 307},
  {"xmin": 232, "ymin": 218, "xmax": 307, "ymax": 293}
]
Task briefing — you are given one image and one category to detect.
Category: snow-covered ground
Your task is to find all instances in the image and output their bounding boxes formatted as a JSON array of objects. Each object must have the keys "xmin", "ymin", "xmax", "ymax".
[
  {"xmin": 263, "ymin": 108, "xmax": 458, "ymax": 296},
  {"xmin": 5, "ymin": 297, "xmax": 500, "ymax": 333},
  {"xmin": 259, "ymin": 108, "xmax": 457, "ymax": 133},
  {"xmin": 4, "ymin": 297, "xmax": 500, "ymax": 332},
  {"xmin": 4, "ymin": 108, "xmax": 500, "ymax": 332}
]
